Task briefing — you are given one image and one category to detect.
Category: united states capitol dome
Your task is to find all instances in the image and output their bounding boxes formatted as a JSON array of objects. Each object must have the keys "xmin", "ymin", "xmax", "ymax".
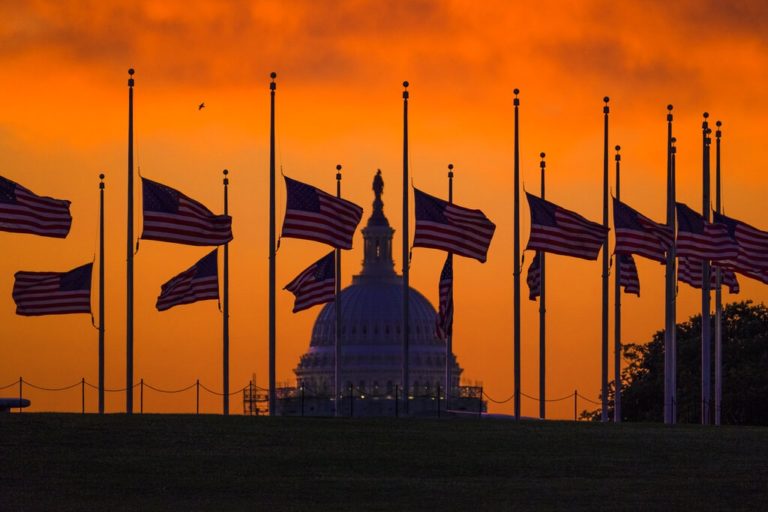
[{"xmin": 294, "ymin": 170, "xmax": 462, "ymax": 398}]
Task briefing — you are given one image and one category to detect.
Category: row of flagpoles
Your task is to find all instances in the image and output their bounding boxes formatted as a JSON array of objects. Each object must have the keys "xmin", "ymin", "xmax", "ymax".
[{"xmin": 2, "ymin": 71, "xmax": 767, "ymax": 423}]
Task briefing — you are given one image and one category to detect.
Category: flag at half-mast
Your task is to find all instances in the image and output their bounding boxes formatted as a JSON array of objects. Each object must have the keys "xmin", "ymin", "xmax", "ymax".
[
  {"xmin": 413, "ymin": 188, "xmax": 496, "ymax": 263},
  {"xmin": 0, "ymin": 175, "xmax": 72, "ymax": 238},
  {"xmin": 713, "ymin": 211, "xmax": 768, "ymax": 281},
  {"xmin": 675, "ymin": 203, "xmax": 738, "ymax": 262},
  {"xmin": 526, "ymin": 252, "xmax": 541, "ymax": 301},
  {"xmin": 156, "ymin": 250, "xmax": 219, "ymax": 311},
  {"xmin": 141, "ymin": 177, "xmax": 232, "ymax": 246},
  {"xmin": 281, "ymin": 176, "xmax": 363, "ymax": 250},
  {"xmin": 435, "ymin": 255, "xmax": 454, "ymax": 340},
  {"xmin": 613, "ymin": 198, "xmax": 673, "ymax": 263},
  {"xmin": 13, "ymin": 263, "xmax": 92, "ymax": 316},
  {"xmin": 618, "ymin": 253, "xmax": 640, "ymax": 296},
  {"xmin": 678, "ymin": 256, "xmax": 740, "ymax": 294},
  {"xmin": 525, "ymin": 193, "xmax": 608, "ymax": 260},
  {"xmin": 284, "ymin": 251, "xmax": 335, "ymax": 313}
]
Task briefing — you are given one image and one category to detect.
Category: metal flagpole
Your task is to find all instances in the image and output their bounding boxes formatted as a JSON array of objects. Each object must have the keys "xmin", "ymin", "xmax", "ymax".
[
  {"xmin": 664, "ymin": 105, "xmax": 675, "ymax": 424},
  {"xmin": 335, "ymin": 164, "xmax": 343, "ymax": 417},
  {"xmin": 714, "ymin": 120, "xmax": 723, "ymax": 426},
  {"xmin": 670, "ymin": 135, "xmax": 678, "ymax": 424},
  {"xmin": 601, "ymin": 97, "xmax": 610, "ymax": 423},
  {"xmin": 402, "ymin": 81, "xmax": 410, "ymax": 415},
  {"xmin": 701, "ymin": 112, "xmax": 712, "ymax": 425},
  {"xmin": 613, "ymin": 146, "xmax": 622, "ymax": 423},
  {"xmin": 269, "ymin": 72, "xmax": 277, "ymax": 416},
  {"xmin": 513, "ymin": 89, "xmax": 521, "ymax": 421},
  {"xmin": 99, "ymin": 173, "xmax": 105, "ymax": 415},
  {"xmin": 223, "ymin": 169, "xmax": 230, "ymax": 415},
  {"xmin": 126, "ymin": 68, "xmax": 135, "ymax": 414},
  {"xmin": 445, "ymin": 163, "xmax": 454, "ymax": 412},
  {"xmin": 538, "ymin": 152, "xmax": 546, "ymax": 420}
]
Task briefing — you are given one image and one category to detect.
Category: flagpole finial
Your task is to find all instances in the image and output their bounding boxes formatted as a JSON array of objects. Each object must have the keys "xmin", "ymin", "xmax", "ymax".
[
  {"xmin": 603, "ymin": 96, "xmax": 610, "ymax": 113},
  {"xmin": 667, "ymin": 104, "xmax": 673, "ymax": 121},
  {"xmin": 448, "ymin": 163, "xmax": 454, "ymax": 179},
  {"xmin": 336, "ymin": 164, "xmax": 342, "ymax": 181},
  {"xmin": 671, "ymin": 137, "xmax": 677, "ymax": 153},
  {"xmin": 513, "ymin": 88, "xmax": 520, "ymax": 106},
  {"xmin": 99, "ymin": 173, "xmax": 105, "ymax": 189},
  {"xmin": 270, "ymin": 72, "xmax": 277, "ymax": 90},
  {"xmin": 128, "ymin": 68, "xmax": 134, "ymax": 86},
  {"xmin": 539, "ymin": 152, "xmax": 546, "ymax": 169},
  {"xmin": 223, "ymin": 169, "xmax": 229, "ymax": 186},
  {"xmin": 716, "ymin": 120, "xmax": 722, "ymax": 139},
  {"xmin": 403, "ymin": 81, "xmax": 409, "ymax": 99},
  {"xmin": 615, "ymin": 145, "xmax": 621, "ymax": 161}
]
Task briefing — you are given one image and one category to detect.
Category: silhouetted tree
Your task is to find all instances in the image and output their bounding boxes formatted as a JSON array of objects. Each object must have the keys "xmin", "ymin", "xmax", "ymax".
[{"xmin": 583, "ymin": 301, "xmax": 768, "ymax": 424}]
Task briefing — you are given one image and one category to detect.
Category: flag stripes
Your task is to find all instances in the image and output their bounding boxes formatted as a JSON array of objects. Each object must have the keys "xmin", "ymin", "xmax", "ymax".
[
  {"xmin": 675, "ymin": 202, "xmax": 738, "ymax": 261},
  {"xmin": 0, "ymin": 176, "xmax": 72, "ymax": 238},
  {"xmin": 526, "ymin": 193, "xmax": 608, "ymax": 260},
  {"xmin": 13, "ymin": 263, "xmax": 92, "ymax": 316},
  {"xmin": 284, "ymin": 251, "xmax": 336, "ymax": 313},
  {"xmin": 156, "ymin": 250, "xmax": 219, "ymax": 311},
  {"xmin": 526, "ymin": 252, "xmax": 541, "ymax": 301},
  {"xmin": 713, "ymin": 211, "xmax": 768, "ymax": 272},
  {"xmin": 281, "ymin": 176, "xmax": 363, "ymax": 250},
  {"xmin": 413, "ymin": 188, "xmax": 496, "ymax": 263},
  {"xmin": 141, "ymin": 177, "xmax": 232, "ymax": 246},
  {"xmin": 613, "ymin": 198, "xmax": 672, "ymax": 263},
  {"xmin": 618, "ymin": 253, "xmax": 640, "ymax": 296},
  {"xmin": 678, "ymin": 256, "xmax": 739, "ymax": 294},
  {"xmin": 436, "ymin": 255, "xmax": 454, "ymax": 339}
]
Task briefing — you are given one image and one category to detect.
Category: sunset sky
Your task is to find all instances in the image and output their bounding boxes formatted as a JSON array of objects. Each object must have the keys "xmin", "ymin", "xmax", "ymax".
[{"xmin": 2, "ymin": 0, "xmax": 767, "ymax": 417}]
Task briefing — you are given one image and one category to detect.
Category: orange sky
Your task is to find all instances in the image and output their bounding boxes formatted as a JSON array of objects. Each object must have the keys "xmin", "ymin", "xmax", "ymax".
[{"xmin": 1, "ymin": 0, "xmax": 767, "ymax": 417}]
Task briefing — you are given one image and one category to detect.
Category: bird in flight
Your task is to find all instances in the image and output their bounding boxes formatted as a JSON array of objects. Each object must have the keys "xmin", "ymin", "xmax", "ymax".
[{"xmin": 198, "ymin": 102, "xmax": 205, "ymax": 110}]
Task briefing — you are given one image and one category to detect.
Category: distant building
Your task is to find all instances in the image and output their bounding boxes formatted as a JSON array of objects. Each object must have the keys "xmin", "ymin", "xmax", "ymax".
[{"xmin": 275, "ymin": 170, "xmax": 484, "ymax": 416}]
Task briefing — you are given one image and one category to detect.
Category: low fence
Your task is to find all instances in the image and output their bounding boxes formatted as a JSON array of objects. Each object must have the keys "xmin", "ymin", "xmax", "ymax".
[{"xmin": 1, "ymin": 377, "xmax": 601, "ymax": 420}]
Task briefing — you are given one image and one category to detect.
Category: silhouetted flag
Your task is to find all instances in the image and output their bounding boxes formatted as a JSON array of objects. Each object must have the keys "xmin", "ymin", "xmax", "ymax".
[
  {"xmin": 618, "ymin": 253, "xmax": 640, "ymax": 296},
  {"xmin": 141, "ymin": 177, "xmax": 232, "ymax": 246},
  {"xmin": 413, "ymin": 188, "xmax": 496, "ymax": 263},
  {"xmin": 0, "ymin": 175, "xmax": 72, "ymax": 238},
  {"xmin": 436, "ymin": 255, "xmax": 454, "ymax": 340},
  {"xmin": 284, "ymin": 251, "xmax": 335, "ymax": 313},
  {"xmin": 712, "ymin": 212, "xmax": 768, "ymax": 272},
  {"xmin": 678, "ymin": 256, "xmax": 739, "ymax": 294},
  {"xmin": 525, "ymin": 193, "xmax": 608, "ymax": 260},
  {"xmin": 526, "ymin": 252, "xmax": 541, "ymax": 301},
  {"xmin": 281, "ymin": 176, "xmax": 363, "ymax": 250},
  {"xmin": 613, "ymin": 198, "xmax": 673, "ymax": 263},
  {"xmin": 13, "ymin": 263, "xmax": 92, "ymax": 316},
  {"xmin": 156, "ymin": 250, "xmax": 219, "ymax": 311},
  {"xmin": 675, "ymin": 203, "xmax": 738, "ymax": 262}
]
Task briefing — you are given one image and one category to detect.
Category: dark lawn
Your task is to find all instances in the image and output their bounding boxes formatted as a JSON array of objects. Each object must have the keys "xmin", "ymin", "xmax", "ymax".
[{"xmin": 2, "ymin": 414, "xmax": 768, "ymax": 511}]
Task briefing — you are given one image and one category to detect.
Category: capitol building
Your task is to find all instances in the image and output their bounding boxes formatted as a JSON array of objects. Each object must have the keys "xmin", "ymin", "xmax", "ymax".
[{"xmin": 275, "ymin": 171, "xmax": 484, "ymax": 416}]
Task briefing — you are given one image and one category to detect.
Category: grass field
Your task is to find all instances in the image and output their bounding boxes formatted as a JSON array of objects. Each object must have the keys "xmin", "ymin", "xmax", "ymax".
[{"xmin": 2, "ymin": 414, "xmax": 768, "ymax": 511}]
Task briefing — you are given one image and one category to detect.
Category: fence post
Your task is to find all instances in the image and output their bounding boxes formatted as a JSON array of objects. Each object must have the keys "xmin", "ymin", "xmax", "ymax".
[
  {"xmin": 574, "ymin": 389, "xmax": 578, "ymax": 422},
  {"xmin": 395, "ymin": 385, "xmax": 399, "ymax": 418},
  {"xmin": 19, "ymin": 377, "xmax": 22, "ymax": 414},
  {"xmin": 81, "ymin": 378, "xmax": 85, "ymax": 414},
  {"xmin": 196, "ymin": 379, "xmax": 200, "ymax": 415},
  {"xmin": 437, "ymin": 384, "xmax": 441, "ymax": 418},
  {"xmin": 140, "ymin": 378, "xmax": 144, "ymax": 414}
]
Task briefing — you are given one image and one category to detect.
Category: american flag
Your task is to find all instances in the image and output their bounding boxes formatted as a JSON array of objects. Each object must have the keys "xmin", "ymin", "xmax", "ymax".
[
  {"xmin": 678, "ymin": 256, "xmax": 739, "ymax": 294},
  {"xmin": 613, "ymin": 198, "xmax": 673, "ymax": 263},
  {"xmin": 141, "ymin": 177, "xmax": 232, "ymax": 246},
  {"xmin": 284, "ymin": 251, "xmax": 336, "ymax": 313},
  {"xmin": 435, "ymin": 255, "xmax": 454, "ymax": 340},
  {"xmin": 0, "ymin": 175, "xmax": 72, "ymax": 238},
  {"xmin": 526, "ymin": 252, "xmax": 541, "ymax": 301},
  {"xmin": 618, "ymin": 253, "xmax": 640, "ymax": 296},
  {"xmin": 713, "ymin": 212, "xmax": 768, "ymax": 273},
  {"xmin": 156, "ymin": 250, "xmax": 219, "ymax": 311},
  {"xmin": 413, "ymin": 188, "xmax": 496, "ymax": 263},
  {"xmin": 675, "ymin": 202, "xmax": 738, "ymax": 262},
  {"xmin": 13, "ymin": 263, "xmax": 92, "ymax": 316},
  {"xmin": 281, "ymin": 176, "xmax": 363, "ymax": 250},
  {"xmin": 525, "ymin": 193, "xmax": 608, "ymax": 260}
]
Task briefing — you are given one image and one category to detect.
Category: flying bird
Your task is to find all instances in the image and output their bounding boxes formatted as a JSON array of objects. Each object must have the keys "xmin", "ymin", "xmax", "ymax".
[{"xmin": 198, "ymin": 102, "xmax": 205, "ymax": 110}]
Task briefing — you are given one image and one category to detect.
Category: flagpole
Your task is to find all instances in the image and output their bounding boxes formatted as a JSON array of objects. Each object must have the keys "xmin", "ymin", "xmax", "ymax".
[
  {"xmin": 670, "ymin": 135, "xmax": 678, "ymax": 424},
  {"xmin": 613, "ymin": 146, "xmax": 621, "ymax": 423},
  {"xmin": 445, "ymin": 163, "xmax": 454, "ymax": 412},
  {"xmin": 714, "ymin": 120, "xmax": 723, "ymax": 426},
  {"xmin": 701, "ymin": 112, "xmax": 712, "ymax": 425},
  {"xmin": 269, "ymin": 71, "xmax": 277, "ymax": 416},
  {"xmin": 402, "ymin": 80, "xmax": 410, "ymax": 415},
  {"xmin": 126, "ymin": 68, "xmax": 135, "ymax": 414},
  {"xmin": 223, "ymin": 169, "xmax": 230, "ymax": 415},
  {"xmin": 538, "ymin": 152, "xmax": 546, "ymax": 420},
  {"xmin": 99, "ymin": 173, "xmax": 105, "ymax": 415},
  {"xmin": 513, "ymin": 88, "xmax": 521, "ymax": 421},
  {"xmin": 664, "ymin": 105, "xmax": 675, "ymax": 425},
  {"xmin": 601, "ymin": 96, "xmax": 610, "ymax": 423},
  {"xmin": 335, "ymin": 164, "xmax": 343, "ymax": 418}
]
